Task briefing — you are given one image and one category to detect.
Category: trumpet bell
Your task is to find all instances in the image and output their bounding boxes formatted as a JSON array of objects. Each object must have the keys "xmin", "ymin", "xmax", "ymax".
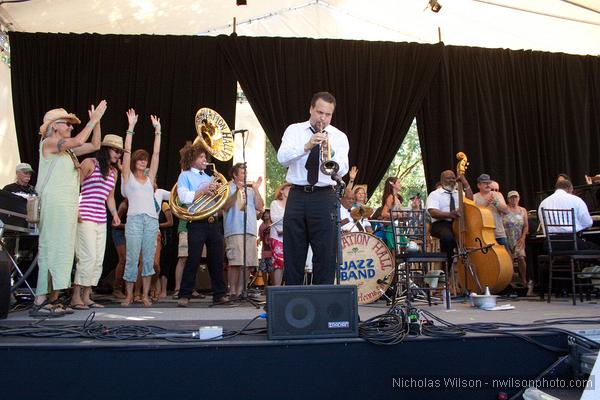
[{"xmin": 320, "ymin": 160, "xmax": 339, "ymax": 176}]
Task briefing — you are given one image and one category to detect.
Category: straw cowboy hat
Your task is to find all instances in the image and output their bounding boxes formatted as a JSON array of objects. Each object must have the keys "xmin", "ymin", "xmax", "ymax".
[
  {"xmin": 39, "ymin": 108, "xmax": 81, "ymax": 136},
  {"xmin": 101, "ymin": 134, "xmax": 128, "ymax": 153}
]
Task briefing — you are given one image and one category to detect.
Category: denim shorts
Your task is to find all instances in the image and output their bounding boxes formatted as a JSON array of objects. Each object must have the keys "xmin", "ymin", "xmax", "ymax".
[{"xmin": 112, "ymin": 229, "xmax": 126, "ymax": 247}]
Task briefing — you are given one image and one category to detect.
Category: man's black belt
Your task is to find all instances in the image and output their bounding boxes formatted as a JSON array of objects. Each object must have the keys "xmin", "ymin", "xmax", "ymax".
[
  {"xmin": 292, "ymin": 184, "xmax": 333, "ymax": 193},
  {"xmin": 190, "ymin": 215, "xmax": 222, "ymax": 224}
]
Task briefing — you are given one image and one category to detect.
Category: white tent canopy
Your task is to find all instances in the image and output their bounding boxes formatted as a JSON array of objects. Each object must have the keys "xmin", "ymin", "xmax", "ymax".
[{"xmin": 1, "ymin": 0, "xmax": 600, "ymax": 55}]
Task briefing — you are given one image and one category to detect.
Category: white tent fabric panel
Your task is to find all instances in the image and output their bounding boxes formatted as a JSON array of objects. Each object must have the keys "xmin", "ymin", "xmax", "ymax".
[{"xmin": 1, "ymin": 0, "xmax": 599, "ymax": 55}]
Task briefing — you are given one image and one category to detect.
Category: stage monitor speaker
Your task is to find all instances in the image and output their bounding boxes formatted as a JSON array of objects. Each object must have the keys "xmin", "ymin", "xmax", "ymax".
[
  {"xmin": 267, "ymin": 285, "xmax": 358, "ymax": 340},
  {"xmin": 0, "ymin": 250, "xmax": 11, "ymax": 319}
]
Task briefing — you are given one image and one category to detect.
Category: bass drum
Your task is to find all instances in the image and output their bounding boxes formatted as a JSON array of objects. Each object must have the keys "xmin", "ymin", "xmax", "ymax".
[{"xmin": 339, "ymin": 232, "xmax": 394, "ymax": 304}]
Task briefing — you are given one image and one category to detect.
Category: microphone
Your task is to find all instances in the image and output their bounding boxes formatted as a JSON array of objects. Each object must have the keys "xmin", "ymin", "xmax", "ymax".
[
  {"xmin": 232, "ymin": 129, "xmax": 248, "ymax": 134},
  {"xmin": 332, "ymin": 173, "xmax": 345, "ymax": 188}
]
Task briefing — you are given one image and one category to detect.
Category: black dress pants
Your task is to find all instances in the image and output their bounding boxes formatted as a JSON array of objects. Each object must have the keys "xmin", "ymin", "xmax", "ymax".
[
  {"xmin": 430, "ymin": 220, "xmax": 456, "ymax": 268},
  {"xmin": 180, "ymin": 220, "xmax": 226, "ymax": 301},
  {"xmin": 283, "ymin": 187, "xmax": 336, "ymax": 285}
]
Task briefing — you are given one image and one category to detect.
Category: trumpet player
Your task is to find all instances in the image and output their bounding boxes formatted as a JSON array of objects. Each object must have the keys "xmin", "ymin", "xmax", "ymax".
[
  {"xmin": 222, "ymin": 163, "xmax": 264, "ymax": 299},
  {"xmin": 175, "ymin": 142, "xmax": 228, "ymax": 306},
  {"xmin": 277, "ymin": 92, "xmax": 349, "ymax": 285}
]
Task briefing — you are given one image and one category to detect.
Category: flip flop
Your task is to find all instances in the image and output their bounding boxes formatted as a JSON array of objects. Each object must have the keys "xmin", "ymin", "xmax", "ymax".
[
  {"xmin": 86, "ymin": 302, "xmax": 104, "ymax": 308},
  {"xmin": 70, "ymin": 303, "xmax": 90, "ymax": 310}
]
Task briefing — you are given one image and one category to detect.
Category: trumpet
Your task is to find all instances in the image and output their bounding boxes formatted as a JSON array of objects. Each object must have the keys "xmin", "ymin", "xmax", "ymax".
[{"xmin": 318, "ymin": 127, "xmax": 339, "ymax": 176}]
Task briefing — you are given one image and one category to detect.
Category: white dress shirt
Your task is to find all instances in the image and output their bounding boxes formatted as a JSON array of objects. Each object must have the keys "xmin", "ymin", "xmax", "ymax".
[
  {"xmin": 277, "ymin": 120, "xmax": 349, "ymax": 186},
  {"xmin": 538, "ymin": 189, "xmax": 593, "ymax": 233},
  {"xmin": 270, "ymin": 199, "xmax": 285, "ymax": 242},
  {"xmin": 340, "ymin": 206, "xmax": 370, "ymax": 232},
  {"xmin": 426, "ymin": 187, "xmax": 460, "ymax": 222}
]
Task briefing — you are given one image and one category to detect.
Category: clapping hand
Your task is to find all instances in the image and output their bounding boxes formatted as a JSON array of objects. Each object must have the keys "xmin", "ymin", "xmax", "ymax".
[
  {"xmin": 251, "ymin": 176, "xmax": 263, "ymax": 190},
  {"xmin": 90, "ymin": 100, "xmax": 107, "ymax": 123}
]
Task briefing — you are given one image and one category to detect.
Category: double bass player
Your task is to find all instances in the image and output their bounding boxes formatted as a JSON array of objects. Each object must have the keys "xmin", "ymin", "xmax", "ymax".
[{"xmin": 426, "ymin": 170, "xmax": 474, "ymax": 271}]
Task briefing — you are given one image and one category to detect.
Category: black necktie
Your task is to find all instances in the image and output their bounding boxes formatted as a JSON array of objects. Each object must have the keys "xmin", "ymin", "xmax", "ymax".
[
  {"xmin": 446, "ymin": 190, "xmax": 456, "ymax": 212},
  {"xmin": 305, "ymin": 127, "xmax": 320, "ymax": 185}
]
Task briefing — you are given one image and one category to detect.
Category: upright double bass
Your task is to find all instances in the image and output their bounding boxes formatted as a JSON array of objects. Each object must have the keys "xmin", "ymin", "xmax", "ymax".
[{"xmin": 452, "ymin": 152, "xmax": 512, "ymax": 294}]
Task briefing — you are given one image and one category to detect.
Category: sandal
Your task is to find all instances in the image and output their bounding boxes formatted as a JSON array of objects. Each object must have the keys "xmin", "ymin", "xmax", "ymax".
[
  {"xmin": 51, "ymin": 302, "xmax": 74, "ymax": 314},
  {"xmin": 141, "ymin": 297, "xmax": 152, "ymax": 307},
  {"xmin": 86, "ymin": 302, "xmax": 104, "ymax": 309},
  {"xmin": 70, "ymin": 303, "xmax": 90, "ymax": 310},
  {"xmin": 172, "ymin": 291, "xmax": 179, "ymax": 300},
  {"xmin": 191, "ymin": 291, "xmax": 206, "ymax": 299},
  {"xmin": 121, "ymin": 297, "xmax": 133, "ymax": 307},
  {"xmin": 29, "ymin": 301, "xmax": 66, "ymax": 318}
]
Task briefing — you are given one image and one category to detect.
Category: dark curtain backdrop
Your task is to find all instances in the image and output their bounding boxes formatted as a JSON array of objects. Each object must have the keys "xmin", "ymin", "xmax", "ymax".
[
  {"xmin": 9, "ymin": 32, "xmax": 600, "ymax": 284},
  {"xmin": 9, "ymin": 32, "xmax": 237, "ymax": 188},
  {"xmin": 9, "ymin": 32, "xmax": 237, "ymax": 286},
  {"xmin": 218, "ymin": 35, "xmax": 443, "ymax": 196},
  {"xmin": 417, "ymin": 45, "xmax": 600, "ymax": 209}
]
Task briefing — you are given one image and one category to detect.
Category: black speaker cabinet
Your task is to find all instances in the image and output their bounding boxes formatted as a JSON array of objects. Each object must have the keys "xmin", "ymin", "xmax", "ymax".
[{"xmin": 267, "ymin": 285, "xmax": 358, "ymax": 340}]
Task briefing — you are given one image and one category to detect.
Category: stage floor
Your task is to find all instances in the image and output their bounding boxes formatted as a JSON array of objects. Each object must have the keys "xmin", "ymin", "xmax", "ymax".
[{"xmin": 3, "ymin": 293, "xmax": 600, "ymax": 337}]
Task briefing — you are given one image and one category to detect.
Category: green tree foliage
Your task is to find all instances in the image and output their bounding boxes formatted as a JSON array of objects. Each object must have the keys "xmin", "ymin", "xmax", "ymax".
[
  {"xmin": 265, "ymin": 138, "xmax": 287, "ymax": 207},
  {"xmin": 367, "ymin": 121, "xmax": 426, "ymax": 208}
]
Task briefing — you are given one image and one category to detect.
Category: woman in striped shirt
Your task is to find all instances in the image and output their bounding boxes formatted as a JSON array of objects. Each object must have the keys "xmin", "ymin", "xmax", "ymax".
[{"xmin": 70, "ymin": 134, "xmax": 124, "ymax": 309}]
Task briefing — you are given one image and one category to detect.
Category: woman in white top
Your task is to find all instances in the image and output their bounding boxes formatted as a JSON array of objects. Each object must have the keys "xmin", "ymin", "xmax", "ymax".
[
  {"xmin": 269, "ymin": 182, "xmax": 291, "ymax": 286},
  {"xmin": 120, "ymin": 108, "xmax": 162, "ymax": 307}
]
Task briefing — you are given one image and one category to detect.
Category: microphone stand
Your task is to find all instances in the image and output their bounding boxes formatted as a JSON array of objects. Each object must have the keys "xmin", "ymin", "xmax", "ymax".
[
  {"xmin": 332, "ymin": 174, "xmax": 345, "ymax": 285},
  {"xmin": 235, "ymin": 130, "xmax": 262, "ymax": 308}
]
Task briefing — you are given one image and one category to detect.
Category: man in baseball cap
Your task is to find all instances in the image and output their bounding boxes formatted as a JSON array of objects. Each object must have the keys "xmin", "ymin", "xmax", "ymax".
[{"xmin": 3, "ymin": 162, "xmax": 37, "ymax": 197}]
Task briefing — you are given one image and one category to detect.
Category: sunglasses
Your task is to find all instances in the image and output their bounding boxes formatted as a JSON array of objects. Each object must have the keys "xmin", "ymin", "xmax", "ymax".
[{"xmin": 55, "ymin": 121, "xmax": 73, "ymax": 127}]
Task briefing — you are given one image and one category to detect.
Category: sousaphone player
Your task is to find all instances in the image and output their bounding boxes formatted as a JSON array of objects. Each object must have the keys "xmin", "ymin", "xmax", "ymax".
[{"xmin": 170, "ymin": 108, "xmax": 233, "ymax": 306}]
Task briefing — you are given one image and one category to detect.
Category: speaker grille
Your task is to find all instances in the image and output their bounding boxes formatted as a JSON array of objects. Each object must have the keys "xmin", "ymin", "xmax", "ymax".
[{"xmin": 267, "ymin": 285, "xmax": 358, "ymax": 340}]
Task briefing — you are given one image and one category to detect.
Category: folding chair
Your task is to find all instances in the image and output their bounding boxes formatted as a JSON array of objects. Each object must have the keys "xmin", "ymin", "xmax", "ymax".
[
  {"xmin": 538, "ymin": 207, "xmax": 600, "ymax": 305},
  {"xmin": 390, "ymin": 209, "xmax": 450, "ymax": 308}
]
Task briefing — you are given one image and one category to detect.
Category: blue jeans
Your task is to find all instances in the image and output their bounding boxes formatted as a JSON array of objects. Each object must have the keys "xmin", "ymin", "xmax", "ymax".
[{"xmin": 124, "ymin": 214, "xmax": 159, "ymax": 282}]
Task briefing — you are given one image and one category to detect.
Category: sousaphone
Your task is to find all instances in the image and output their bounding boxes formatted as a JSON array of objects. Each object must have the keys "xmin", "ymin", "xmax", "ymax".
[{"xmin": 169, "ymin": 108, "xmax": 234, "ymax": 221}]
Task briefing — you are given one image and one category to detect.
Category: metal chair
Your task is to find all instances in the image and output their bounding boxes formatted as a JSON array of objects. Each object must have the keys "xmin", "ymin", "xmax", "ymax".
[
  {"xmin": 538, "ymin": 207, "xmax": 600, "ymax": 305},
  {"xmin": 390, "ymin": 209, "xmax": 450, "ymax": 308}
]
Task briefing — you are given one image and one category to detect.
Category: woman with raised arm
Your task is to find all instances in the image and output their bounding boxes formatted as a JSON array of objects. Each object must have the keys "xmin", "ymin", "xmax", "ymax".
[
  {"xmin": 120, "ymin": 109, "xmax": 162, "ymax": 307},
  {"xmin": 29, "ymin": 101, "xmax": 108, "ymax": 318},
  {"xmin": 70, "ymin": 133, "xmax": 125, "ymax": 310}
]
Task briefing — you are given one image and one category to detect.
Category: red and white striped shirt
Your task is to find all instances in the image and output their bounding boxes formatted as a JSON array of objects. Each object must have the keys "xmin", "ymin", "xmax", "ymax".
[{"xmin": 79, "ymin": 160, "xmax": 116, "ymax": 224}]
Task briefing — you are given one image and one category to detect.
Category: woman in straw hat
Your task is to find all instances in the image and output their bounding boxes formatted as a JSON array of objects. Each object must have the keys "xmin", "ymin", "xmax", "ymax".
[
  {"xmin": 120, "ymin": 108, "xmax": 162, "ymax": 307},
  {"xmin": 70, "ymin": 133, "xmax": 125, "ymax": 310},
  {"xmin": 30, "ymin": 100, "xmax": 108, "ymax": 318}
]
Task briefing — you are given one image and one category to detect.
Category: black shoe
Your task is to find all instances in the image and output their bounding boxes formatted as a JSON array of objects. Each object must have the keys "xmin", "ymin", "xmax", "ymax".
[{"xmin": 212, "ymin": 295, "xmax": 230, "ymax": 305}]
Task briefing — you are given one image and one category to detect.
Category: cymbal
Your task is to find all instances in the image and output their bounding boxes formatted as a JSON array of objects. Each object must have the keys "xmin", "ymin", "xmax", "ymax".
[{"xmin": 351, "ymin": 206, "xmax": 374, "ymax": 221}]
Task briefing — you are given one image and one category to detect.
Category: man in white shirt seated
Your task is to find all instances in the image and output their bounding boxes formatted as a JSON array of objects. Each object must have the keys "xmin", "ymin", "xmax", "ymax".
[
  {"xmin": 538, "ymin": 179, "xmax": 598, "ymax": 251},
  {"xmin": 426, "ymin": 170, "xmax": 473, "ymax": 268}
]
